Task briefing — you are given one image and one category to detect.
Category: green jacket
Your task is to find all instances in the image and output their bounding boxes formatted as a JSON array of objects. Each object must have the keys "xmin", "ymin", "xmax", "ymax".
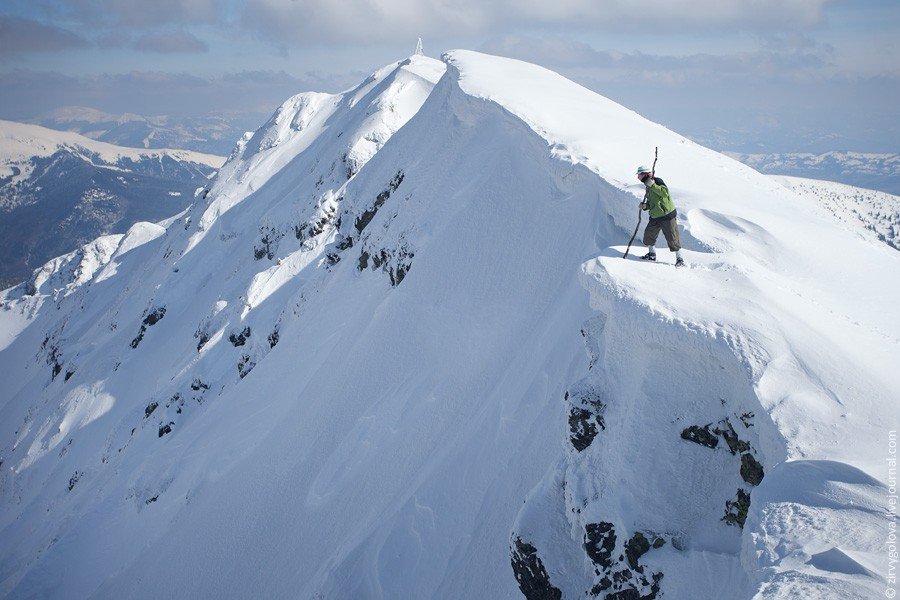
[{"xmin": 645, "ymin": 178, "xmax": 676, "ymax": 219}]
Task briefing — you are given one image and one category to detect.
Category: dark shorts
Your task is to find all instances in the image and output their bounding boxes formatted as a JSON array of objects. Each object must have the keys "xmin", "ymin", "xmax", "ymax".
[{"xmin": 643, "ymin": 210, "xmax": 681, "ymax": 251}]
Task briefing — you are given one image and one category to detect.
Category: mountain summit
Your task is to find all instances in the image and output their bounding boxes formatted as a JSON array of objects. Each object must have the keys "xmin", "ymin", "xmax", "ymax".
[{"xmin": 0, "ymin": 50, "xmax": 895, "ymax": 600}]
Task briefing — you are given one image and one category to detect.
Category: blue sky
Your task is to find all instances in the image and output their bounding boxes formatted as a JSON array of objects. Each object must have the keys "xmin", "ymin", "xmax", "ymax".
[{"xmin": 1, "ymin": 0, "xmax": 897, "ymax": 152}]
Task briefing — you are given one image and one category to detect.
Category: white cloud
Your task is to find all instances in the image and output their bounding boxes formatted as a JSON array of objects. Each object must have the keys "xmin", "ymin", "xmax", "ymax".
[
  {"xmin": 63, "ymin": 0, "xmax": 221, "ymax": 28},
  {"xmin": 240, "ymin": 0, "xmax": 834, "ymax": 45},
  {"xmin": 480, "ymin": 35, "xmax": 835, "ymax": 80},
  {"xmin": 133, "ymin": 30, "xmax": 209, "ymax": 53},
  {"xmin": 0, "ymin": 68, "xmax": 365, "ymax": 119}
]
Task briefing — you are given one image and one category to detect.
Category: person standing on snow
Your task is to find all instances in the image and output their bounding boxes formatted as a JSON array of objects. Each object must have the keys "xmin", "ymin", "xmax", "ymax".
[{"xmin": 636, "ymin": 166, "xmax": 685, "ymax": 267}]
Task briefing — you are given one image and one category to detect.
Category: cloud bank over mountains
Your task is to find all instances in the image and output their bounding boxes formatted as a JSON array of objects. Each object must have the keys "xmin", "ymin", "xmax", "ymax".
[
  {"xmin": 0, "ymin": 0, "xmax": 897, "ymax": 153},
  {"xmin": 239, "ymin": 0, "xmax": 836, "ymax": 44}
]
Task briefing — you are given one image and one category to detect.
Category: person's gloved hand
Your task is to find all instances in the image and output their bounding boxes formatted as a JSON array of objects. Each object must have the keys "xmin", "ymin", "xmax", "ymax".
[{"xmin": 640, "ymin": 201, "xmax": 648, "ymax": 210}]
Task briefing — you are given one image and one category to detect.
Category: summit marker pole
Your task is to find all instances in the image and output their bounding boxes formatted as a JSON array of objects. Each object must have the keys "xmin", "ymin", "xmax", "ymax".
[{"xmin": 623, "ymin": 147, "xmax": 658, "ymax": 259}]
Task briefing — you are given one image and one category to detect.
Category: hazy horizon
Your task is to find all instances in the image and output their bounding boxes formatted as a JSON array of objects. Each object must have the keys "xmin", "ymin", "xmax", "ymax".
[{"xmin": 1, "ymin": 0, "xmax": 898, "ymax": 153}]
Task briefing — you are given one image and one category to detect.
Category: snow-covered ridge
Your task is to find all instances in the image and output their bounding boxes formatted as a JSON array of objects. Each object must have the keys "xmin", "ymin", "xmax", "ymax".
[
  {"xmin": 0, "ymin": 120, "xmax": 225, "ymax": 182},
  {"xmin": 210, "ymin": 55, "xmax": 443, "ymax": 198},
  {"xmin": 442, "ymin": 49, "xmax": 896, "ymax": 599},
  {"xmin": 0, "ymin": 50, "xmax": 894, "ymax": 600}
]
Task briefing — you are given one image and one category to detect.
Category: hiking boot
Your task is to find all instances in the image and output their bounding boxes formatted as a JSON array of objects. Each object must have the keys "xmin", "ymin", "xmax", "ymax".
[
  {"xmin": 675, "ymin": 257, "xmax": 685, "ymax": 268},
  {"xmin": 641, "ymin": 252, "xmax": 656, "ymax": 261}
]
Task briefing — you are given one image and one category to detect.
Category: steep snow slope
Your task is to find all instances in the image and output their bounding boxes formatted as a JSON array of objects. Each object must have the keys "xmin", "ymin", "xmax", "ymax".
[
  {"xmin": 448, "ymin": 52, "xmax": 897, "ymax": 599},
  {"xmin": 772, "ymin": 175, "xmax": 899, "ymax": 251},
  {"xmin": 446, "ymin": 52, "xmax": 895, "ymax": 599},
  {"xmin": 0, "ymin": 50, "xmax": 896, "ymax": 600}
]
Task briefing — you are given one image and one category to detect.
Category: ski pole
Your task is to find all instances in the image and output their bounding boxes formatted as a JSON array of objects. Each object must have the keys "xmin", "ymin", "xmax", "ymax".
[{"xmin": 623, "ymin": 147, "xmax": 657, "ymax": 259}]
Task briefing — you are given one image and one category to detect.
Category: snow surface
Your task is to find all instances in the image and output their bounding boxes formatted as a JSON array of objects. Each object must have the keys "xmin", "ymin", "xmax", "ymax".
[
  {"xmin": 772, "ymin": 175, "xmax": 899, "ymax": 251},
  {"xmin": 0, "ymin": 50, "xmax": 897, "ymax": 600}
]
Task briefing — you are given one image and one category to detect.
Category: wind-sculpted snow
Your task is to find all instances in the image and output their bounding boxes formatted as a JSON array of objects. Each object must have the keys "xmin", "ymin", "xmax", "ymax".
[
  {"xmin": 441, "ymin": 50, "xmax": 896, "ymax": 599},
  {"xmin": 0, "ymin": 50, "xmax": 896, "ymax": 600}
]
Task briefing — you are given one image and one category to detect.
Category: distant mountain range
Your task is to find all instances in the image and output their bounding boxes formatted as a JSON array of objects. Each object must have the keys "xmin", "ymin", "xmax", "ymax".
[
  {"xmin": 0, "ymin": 120, "xmax": 224, "ymax": 289},
  {"xmin": 28, "ymin": 108, "xmax": 900, "ymax": 196},
  {"xmin": 725, "ymin": 151, "xmax": 900, "ymax": 195},
  {"xmin": 32, "ymin": 106, "xmax": 265, "ymax": 156}
]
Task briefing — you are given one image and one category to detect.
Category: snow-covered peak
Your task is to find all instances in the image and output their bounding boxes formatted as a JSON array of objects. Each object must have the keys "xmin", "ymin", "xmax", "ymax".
[
  {"xmin": 197, "ymin": 54, "xmax": 444, "ymax": 231},
  {"xmin": 230, "ymin": 54, "xmax": 443, "ymax": 165},
  {"xmin": 0, "ymin": 50, "xmax": 894, "ymax": 600}
]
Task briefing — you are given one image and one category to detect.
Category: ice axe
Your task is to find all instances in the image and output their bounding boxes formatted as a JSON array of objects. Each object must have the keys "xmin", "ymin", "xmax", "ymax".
[{"xmin": 623, "ymin": 147, "xmax": 657, "ymax": 259}]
